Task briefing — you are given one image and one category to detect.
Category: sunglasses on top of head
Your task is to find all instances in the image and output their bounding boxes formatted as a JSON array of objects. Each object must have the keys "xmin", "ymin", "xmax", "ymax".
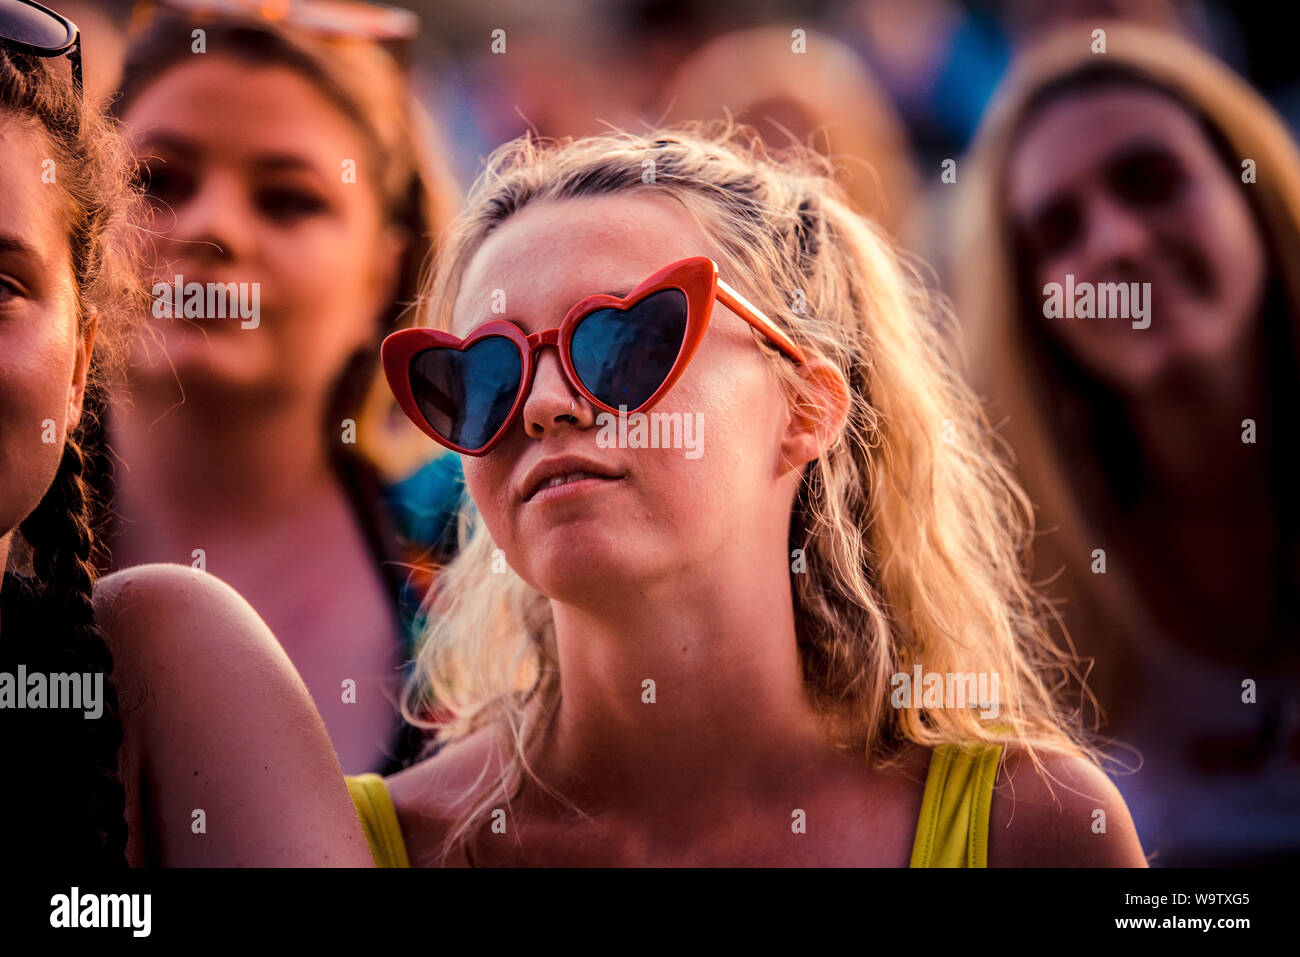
[
  {"xmin": 129, "ymin": 0, "xmax": 419, "ymax": 71},
  {"xmin": 0, "ymin": 0, "xmax": 82, "ymax": 97},
  {"xmin": 381, "ymin": 256, "xmax": 807, "ymax": 456}
]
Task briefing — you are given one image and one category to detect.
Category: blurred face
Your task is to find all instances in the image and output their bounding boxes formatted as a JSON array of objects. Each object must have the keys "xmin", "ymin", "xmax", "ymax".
[
  {"xmin": 0, "ymin": 115, "xmax": 94, "ymax": 559},
  {"xmin": 454, "ymin": 194, "xmax": 794, "ymax": 600},
  {"xmin": 121, "ymin": 55, "xmax": 400, "ymax": 402},
  {"xmin": 1007, "ymin": 87, "xmax": 1267, "ymax": 392}
]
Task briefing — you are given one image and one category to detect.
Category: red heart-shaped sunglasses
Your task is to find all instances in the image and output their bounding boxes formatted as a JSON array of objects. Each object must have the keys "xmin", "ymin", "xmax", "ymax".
[{"xmin": 381, "ymin": 257, "xmax": 806, "ymax": 455}]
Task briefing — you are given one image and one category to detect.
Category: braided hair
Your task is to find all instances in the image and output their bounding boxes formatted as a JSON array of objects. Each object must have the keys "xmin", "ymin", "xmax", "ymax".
[
  {"xmin": 3, "ymin": 423, "xmax": 128, "ymax": 866},
  {"xmin": 0, "ymin": 40, "xmax": 144, "ymax": 865}
]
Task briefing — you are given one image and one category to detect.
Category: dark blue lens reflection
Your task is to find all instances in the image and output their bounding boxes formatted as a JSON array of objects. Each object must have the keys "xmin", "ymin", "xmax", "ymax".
[
  {"xmin": 570, "ymin": 289, "xmax": 688, "ymax": 409},
  {"xmin": 410, "ymin": 337, "xmax": 522, "ymax": 450}
]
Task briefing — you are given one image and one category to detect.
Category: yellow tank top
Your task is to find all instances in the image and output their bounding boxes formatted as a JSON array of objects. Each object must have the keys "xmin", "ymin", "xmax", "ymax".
[{"xmin": 347, "ymin": 741, "xmax": 1003, "ymax": 867}]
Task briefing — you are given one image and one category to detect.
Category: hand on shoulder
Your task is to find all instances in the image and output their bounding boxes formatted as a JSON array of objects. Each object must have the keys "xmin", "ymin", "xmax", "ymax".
[
  {"xmin": 987, "ymin": 745, "xmax": 1148, "ymax": 867},
  {"xmin": 95, "ymin": 563, "xmax": 373, "ymax": 867}
]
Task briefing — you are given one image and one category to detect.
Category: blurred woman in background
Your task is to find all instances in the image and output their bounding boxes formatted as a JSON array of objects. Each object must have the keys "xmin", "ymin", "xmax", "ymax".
[
  {"xmin": 106, "ymin": 1, "xmax": 464, "ymax": 775},
  {"xmin": 1, "ymin": 0, "xmax": 371, "ymax": 866},
  {"xmin": 952, "ymin": 22, "xmax": 1300, "ymax": 864}
]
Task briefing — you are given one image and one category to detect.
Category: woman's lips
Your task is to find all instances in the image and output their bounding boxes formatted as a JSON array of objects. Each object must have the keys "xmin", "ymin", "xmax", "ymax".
[
  {"xmin": 519, "ymin": 455, "xmax": 628, "ymax": 502},
  {"xmin": 526, "ymin": 472, "xmax": 625, "ymax": 505}
]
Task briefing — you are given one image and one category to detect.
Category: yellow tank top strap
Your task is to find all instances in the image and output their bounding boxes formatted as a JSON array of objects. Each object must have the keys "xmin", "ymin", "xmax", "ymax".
[
  {"xmin": 346, "ymin": 773, "xmax": 411, "ymax": 868},
  {"xmin": 909, "ymin": 742, "xmax": 1004, "ymax": 868}
]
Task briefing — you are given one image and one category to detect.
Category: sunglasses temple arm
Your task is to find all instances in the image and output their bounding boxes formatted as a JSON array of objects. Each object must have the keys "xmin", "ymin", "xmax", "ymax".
[
  {"xmin": 715, "ymin": 278, "xmax": 807, "ymax": 364},
  {"xmin": 69, "ymin": 36, "xmax": 83, "ymax": 97}
]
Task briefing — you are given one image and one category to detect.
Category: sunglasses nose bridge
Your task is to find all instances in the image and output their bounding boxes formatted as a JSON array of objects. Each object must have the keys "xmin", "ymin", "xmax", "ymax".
[
  {"xmin": 526, "ymin": 328, "xmax": 561, "ymax": 350},
  {"xmin": 522, "ymin": 326, "xmax": 575, "ymax": 391},
  {"xmin": 518, "ymin": 326, "xmax": 589, "ymax": 427}
]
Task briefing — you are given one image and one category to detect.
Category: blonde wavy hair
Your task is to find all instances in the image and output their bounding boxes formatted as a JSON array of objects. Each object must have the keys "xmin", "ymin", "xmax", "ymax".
[{"xmin": 403, "ymin": 120, "xmax": 1095, "ymax": 859}]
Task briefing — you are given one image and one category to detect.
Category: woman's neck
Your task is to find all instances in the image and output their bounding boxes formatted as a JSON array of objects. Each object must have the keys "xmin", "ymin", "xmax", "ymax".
[
  {"xmin": 534, "ymin": 550, "xmax": 831, "ymax": 815},
  {"xmin": 107, "ymin": 381, "xmax": 341, "ymax": 555},
  {"xmin": 1125, "ymin": 327, "xmax": 1273, "ymax": 504},
  {"xmin": 1110, "ymin": 324, "xmax": 1286, "ymax": 654}
]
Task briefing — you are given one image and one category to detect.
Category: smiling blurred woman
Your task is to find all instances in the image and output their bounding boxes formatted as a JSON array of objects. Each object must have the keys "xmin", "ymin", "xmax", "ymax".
[{"xmin": 951, "ymin": 23, "xmax": 1300, "ymax": 864}]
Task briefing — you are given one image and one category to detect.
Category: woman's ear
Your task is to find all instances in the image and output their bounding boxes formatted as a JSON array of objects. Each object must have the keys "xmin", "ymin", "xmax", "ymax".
[
  {"xmin": 779, "ymin": 356, "xmax": 851, "ymax": 472},
  {"xmin": 65, "ymin": 307, "xmax": 99, "ymax": 434}
]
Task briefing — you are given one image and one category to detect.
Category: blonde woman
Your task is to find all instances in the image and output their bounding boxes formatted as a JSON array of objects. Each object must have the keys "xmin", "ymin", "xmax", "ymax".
[{"xmin": 347, "ymin": 122, "xmax": 1146, "ymax": 867}]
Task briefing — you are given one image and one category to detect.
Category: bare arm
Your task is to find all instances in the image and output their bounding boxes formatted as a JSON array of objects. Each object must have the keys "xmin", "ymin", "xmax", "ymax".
[{"xmin": 96, "ymin": 563, "xmax": 373, "ymax": 867}]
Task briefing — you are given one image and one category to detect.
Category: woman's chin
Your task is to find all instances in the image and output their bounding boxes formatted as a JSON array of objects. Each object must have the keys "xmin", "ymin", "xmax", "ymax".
[
  {"xmin": 522, "ymin": 540, "xmax": 667, "ymax": 603},
  {"xmin": 129, "ymin": 334, "xmax": 279, "ymax": 397}
]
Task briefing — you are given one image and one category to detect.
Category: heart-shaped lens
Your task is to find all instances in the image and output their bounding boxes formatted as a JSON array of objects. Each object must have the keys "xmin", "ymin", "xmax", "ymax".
[
  {"xmin": 409, "ymin": 336, "xmax": 522, "ymax": 450},
  {"xmin": 570, "ymin": 289, "xmax": 689, "ymax": 410}
]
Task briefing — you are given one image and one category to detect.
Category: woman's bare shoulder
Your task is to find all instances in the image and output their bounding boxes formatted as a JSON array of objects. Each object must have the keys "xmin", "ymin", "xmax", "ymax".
[
  {"xmin": 94, "ymin": 563, "xmax": 314, "ymax": 722},
  {"xmin": 95, "ymin": 562, "xmax": 280, "ymax": 670},
  {"xmin": 94, "ymin": 563, "xmax": 373, "ymax": 866},
  {"xmin": 986, "ymin": 745, "xmax": 1148, "ymax": 867},
  {"xmin": 385, "ymin": 728, "xmax": 504, "ymax": 867}
]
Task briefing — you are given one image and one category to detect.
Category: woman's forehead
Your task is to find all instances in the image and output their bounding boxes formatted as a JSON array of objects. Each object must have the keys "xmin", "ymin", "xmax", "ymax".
[
  {"xmin": 124, "ymin": 57, "xmax": 370, "ymax": 172},
  {"xmin": 1007, "ymin": 88, "xmax": 1206, "ymax": 213},
  {"xmin": 450, "ymin": 193, "xmax": 716, "ymax": 333},
  {"xmin": 0, "ymin": 119, "xmax": 71, "ymax": 272}
]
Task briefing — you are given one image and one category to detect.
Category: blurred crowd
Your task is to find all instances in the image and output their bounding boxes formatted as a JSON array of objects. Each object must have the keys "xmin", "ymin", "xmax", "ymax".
[{"xmin": 14, "ymin": 0, "xmax": 1300, "ymax": 865}]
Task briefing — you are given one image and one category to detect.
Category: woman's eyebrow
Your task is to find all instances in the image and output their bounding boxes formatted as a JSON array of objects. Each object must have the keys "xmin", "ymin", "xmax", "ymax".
[
  {"xmin": 1016, "ymin": 187, "xmax": 1073, "ymax": 235},
  {"xmin": 0, "ymin": 233, "xmax": 45, "ymax": 264},
  {"xmin": 133, "ymin": 133, "xmax": 323, "ymax": 180},
  {"xmin": 252, "ymin": 152, "xmax": 322, "ymax": 174},
  {"xmin": 132, "ymin": 131, "xmax": 199, "ymax": 159},
  {"xmin": 1102, "ymin": 140, "xmax": 1180, "ymax": 176}
]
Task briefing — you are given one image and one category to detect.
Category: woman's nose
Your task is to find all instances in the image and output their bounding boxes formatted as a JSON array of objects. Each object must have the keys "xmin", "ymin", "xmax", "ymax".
[
  {"xmin": 165, "ymin": 172, "xmax": 252, "ymax": 265},
  {"xmin": 521, "ymin": 348, "xmax": 594, "ymax": 439},
  {"xmin": 1081, "ymin": 193, "xmax": 1154, "ymax": 275}
]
